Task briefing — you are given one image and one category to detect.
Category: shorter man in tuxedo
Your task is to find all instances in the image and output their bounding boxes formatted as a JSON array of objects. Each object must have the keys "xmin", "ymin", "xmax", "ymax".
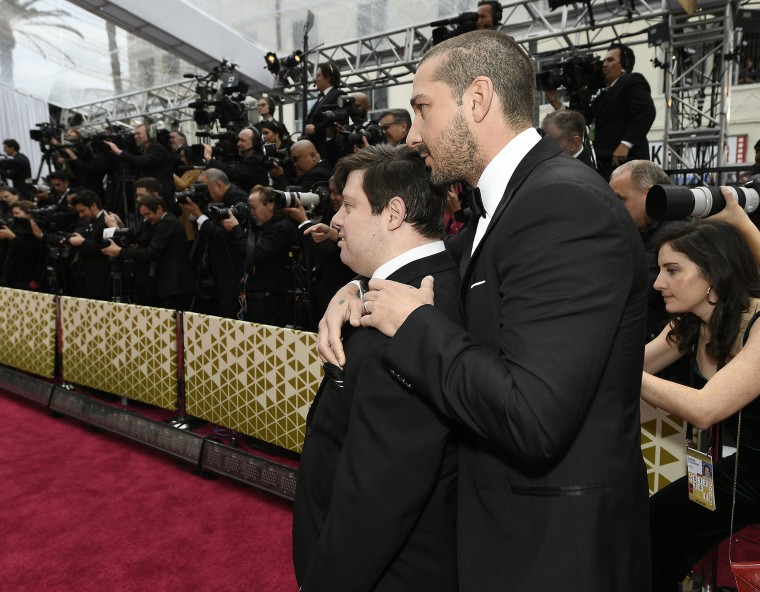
[
  {"xmin": 292, "ymin": 144, "xmax": 461, "ymax": 591},
  {"xmin": 303, "ymin": 61, "xmax": 342, "ymax": 159}
]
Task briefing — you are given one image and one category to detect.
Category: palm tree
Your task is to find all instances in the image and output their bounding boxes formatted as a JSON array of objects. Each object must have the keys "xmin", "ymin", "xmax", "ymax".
[{"xmin": 0, "ymin": 0, "xmax": 84, "ymax": 86}]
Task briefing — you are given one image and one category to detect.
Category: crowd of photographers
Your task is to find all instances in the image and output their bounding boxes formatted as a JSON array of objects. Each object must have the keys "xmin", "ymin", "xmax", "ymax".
[{"xmin": 0, "ymin": 59, "xmax": 414, "ymax": 331}]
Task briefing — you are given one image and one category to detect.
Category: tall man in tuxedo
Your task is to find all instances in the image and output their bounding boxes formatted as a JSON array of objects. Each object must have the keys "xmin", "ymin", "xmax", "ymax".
[
  {"xmin": 319, "ymin": 30, "xmax": 651, "ymax": 592},
  {"xmin": 303, "ymin": 62, "xmax": 342, "ymax": 160},
  {"xmin": 293, "ymin": 144, "xmax": 461, "ymax": 591}
]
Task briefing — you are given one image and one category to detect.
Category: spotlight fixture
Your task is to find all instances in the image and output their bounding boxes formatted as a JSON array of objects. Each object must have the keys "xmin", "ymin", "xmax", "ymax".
[
  {"xmin": 282, "ymin": 50, "xmax": 303, "ymax": 69},
  {"xmin": 265, "ymin": 52, "xmax": 280, "ymax": 75}
]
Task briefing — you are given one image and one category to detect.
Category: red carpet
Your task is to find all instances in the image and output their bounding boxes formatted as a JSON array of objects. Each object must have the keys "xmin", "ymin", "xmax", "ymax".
[{"xmin": 0, "ymin": 392, "xmax": 298, "ymax": 592}]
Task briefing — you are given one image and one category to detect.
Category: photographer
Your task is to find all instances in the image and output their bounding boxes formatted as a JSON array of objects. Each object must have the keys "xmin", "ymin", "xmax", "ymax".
[
  {"xmin": 476, "ymin": 0, "xmax": 502, "ymax": 30},
  {"xmin": 547, "ymin": 43, "xmax": 655, "ymax": 181},
  {"xmin": 0, "ymin": 139, "xmax": 32, "ymax": 199},
  {"xmin": 290, "ymin": 140, "xmax": 333, "ymax": 193},
  {"xmin": 304, "ymin": 62, "xmax": 343, "ymax": 159},
  {"xmin": 67, "ymin": 190, "xmax": 122, "ymax": 301},
  {"xmin": 45, "ymin": 171, "xmax": 72, "ymax": 206},
  {"xmin": 203, "ymin": 127, "xmax": 269, "ymax": 193},
  {"xmin": 197, "ymin": 168, "xmax": 247, "ymax": 208},
  {"xmin": 541, "ymin": 110, "xmax": 596, "ymax": 169},
  {"xmin": 255, "ymin": 96, "xmax": 291, "ymax": 144},
  {"xmin": 102, "ymin": 193, "xmax": 195, "ymax": 311},
  {"xmin": 104, "ymin": 124, "xmax": 177, "ymax": 211},
  {"xmin": 179, "ymin": 170, "xmax": 246, "ymax": 318},
  {"xmin": 0, "ymin": 200, "xmax": 46, "ymax": 290},
  {"xmin": 378, "ymin": 109, "xmax": 411, "ymax": 146},
  {"xmin": 227, "ymin": 185, "xmax": 297, "ymax": 327},
  {"xmin": 59, "ymin": 130, "xmax": 112, "ymax": 199}
]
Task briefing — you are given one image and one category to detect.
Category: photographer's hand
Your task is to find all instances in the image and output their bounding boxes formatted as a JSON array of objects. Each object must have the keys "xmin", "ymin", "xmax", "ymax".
[
  {"xmin": 304, "ymin": 124, "xmax": 316, "ymax": 136},
  {"xmin": 203, "ymin": 144, "xmax": 213, "ymax": 161},
  {"xmin": 104, "ymin": 211, "xmax": 121, "ymax": 228},
  {"xmin": 30, "ymin": 219, "xmax": 43, "ymax": 240},
  {"xmin": 545, "ymin": 88, "xmax": 563, "ymax": 110},
  {"xmin": 103, "ymin": 141, "xmax": 121, "ymax": 156},
  {"xmin": 0, "ymin": 226, "xmax": 16, "ymax": 240},
  {"xmin": 304, "ymin": 222, "xmax": 337, "ymax": 244},
  {"xmin": 283, "ymin": 200, "xmax": 308, "ymax": 224},
  {"xmin": 612, "ymin": 143, "xmax": 630, "ymax": 167},
  {"xmin": 179, "ymin": 198, "xmax": 203, "ymax": 219},
  {"xmin": 101, "ymin": 239, "xmax": 121, "ymax": 257},
  {"xmin": 222, "ymin": 210, "xmax": 239, "ymax": 231},
  {"xmin": 67, "ymin": 232, "xmax": 85, "ymax": 247},
  {"xmin": 713, "ymin": 186, "xmax": 760, "ymax": 267},
  {"xmin": 269, "ymin": 164, "xmax": 284, "ymax": 178}
]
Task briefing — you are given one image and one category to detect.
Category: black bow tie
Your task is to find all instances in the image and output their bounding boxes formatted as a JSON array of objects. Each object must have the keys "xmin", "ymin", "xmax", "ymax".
[{"xmin": 465, "ymin": 186, "xmax": 486, "ymax": 218}]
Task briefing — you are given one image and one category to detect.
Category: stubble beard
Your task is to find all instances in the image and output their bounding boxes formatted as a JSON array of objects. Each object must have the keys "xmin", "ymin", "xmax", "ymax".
[{"xmin": 426, "ymin": 110, "xmax": 485, "ymax": 188}]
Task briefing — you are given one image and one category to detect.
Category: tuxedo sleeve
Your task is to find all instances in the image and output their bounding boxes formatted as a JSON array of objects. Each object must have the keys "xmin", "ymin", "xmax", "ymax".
[
  {"xmin": 618, "ymin": 74, "xmax": 655, "ymax": 148},
  {"xmin": 300, "ymin": 340, "xmax": 454, "ymax": 592},
  {"xmin": 383, "ymin": 181, "xmax": 642, "ymax": 466}
]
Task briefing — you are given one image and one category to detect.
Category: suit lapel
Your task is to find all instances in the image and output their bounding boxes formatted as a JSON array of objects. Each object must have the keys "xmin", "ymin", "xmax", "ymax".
[
  {"xmin": 387, "ymin": 250, "xmax": 456, "ymax": 286},
  {"xmin": 460, "ymin": 136, "xmax": 562, "ymax": 300}
]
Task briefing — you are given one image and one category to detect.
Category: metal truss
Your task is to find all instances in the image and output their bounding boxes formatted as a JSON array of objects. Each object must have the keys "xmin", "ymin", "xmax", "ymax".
[
  {"xmin": 61, "ymin": 0, "xmax": 671, "ymax": 128},
  {"xmin": 660, "ymin": 3, "xmax": 737, "ymax": 181}
]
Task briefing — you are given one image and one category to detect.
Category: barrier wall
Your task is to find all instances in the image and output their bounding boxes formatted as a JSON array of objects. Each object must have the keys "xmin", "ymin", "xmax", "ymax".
[
  {"xmin": 0, "ymin": 288, "xmax": 688, "ymax": 486},
  {"xmin": 0, "ymin": 288, "xmax": 56, "ymax": 378},
  {"xmin": 184, "ymin": 313, "xmax": 321, "ymax": 453},
  {"xmin": 60, "ymin": 298, "xmax": 179, "ymax": 411}
]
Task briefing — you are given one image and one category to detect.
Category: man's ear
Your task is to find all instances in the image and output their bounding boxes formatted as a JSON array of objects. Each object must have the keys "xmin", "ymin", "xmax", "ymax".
[
  {"xmin": 386, "ymin": 196, "xmax": 407, "ymax": 231},
  {"xmin": 568, "ymin": 135, "xmax": 582, "ymax": 153},
  {"xmin": 468, "ymin": 76, "xmax": 494, "ymax": 124}
]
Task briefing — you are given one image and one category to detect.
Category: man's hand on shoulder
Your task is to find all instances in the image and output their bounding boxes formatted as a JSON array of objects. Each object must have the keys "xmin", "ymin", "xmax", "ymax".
[{"xmin": 361, "ymin": 276, "xmax": 435, "ymax": 336}]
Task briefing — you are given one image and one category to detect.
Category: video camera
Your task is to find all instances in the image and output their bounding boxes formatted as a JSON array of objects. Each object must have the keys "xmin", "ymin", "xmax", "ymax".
[
  {"xmin": 646, "ymin": 175, "xmax": 760, "ymax": 221},
  {"xmin": 186, "ymin": 60, "xmax": 250, "ymax": 131},
  {"xmin": 431, "ymin": 12, "xmax": 478, "ymax": 46},
  {"xmin": 313, "ymin": 93, "xmax": 366, "ymax": 127},
  {"xmin": 29, "ymin": 122, "xmax": 64, "ymax": 155},
  {"xmin": 535, "ymin": 53, "xmax": 605, "ymax": 112},
  {"xmin": 194, "ymin": 130, "xmax": 239, "ymax": 161},
  {"xmin": 175, "ymin": 182, "xmax": 212, "ymax": 211}
]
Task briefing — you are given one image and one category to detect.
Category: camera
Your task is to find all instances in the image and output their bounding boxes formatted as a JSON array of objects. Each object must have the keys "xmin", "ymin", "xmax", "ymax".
[
  {"xmin": 274, "ymin": 186, "xmax": 329, "ymax": 213},
  {"xmin": 535, "ymin": 54, "xmax": 605, "ymax": 112},
  {"xmin": 431, "ymin": 12, "xmax": 478, "ymax": 45},
  {"xmin": 186, "ymin": 61, "xmax": 250, "ymax": 130},
  {"xmin": 347, "ymin": 120, "xmax": 384, "ymax": 147},
  {"xmin": 195, "ymin": 130, "xmax": 238, "ymax": 161},
  {"xmin": 646, "ymin": 175, "xmax": 760, "ymax": 220},
  {"xmin": 101, "ymin": 227, "xmax": 137, "ymax": 247},
  {"xmin": 206, "ymin": 201, "xmax": 249, "ymax": 223},
  {"xmin": 175, "ymin": 182, "xmax": 212, "ymax": 211}
]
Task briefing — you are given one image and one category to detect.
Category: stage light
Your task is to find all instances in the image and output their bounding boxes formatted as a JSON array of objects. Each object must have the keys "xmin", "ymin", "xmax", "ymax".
[
  {"xmin": 265, "ymin": 52, "xmax": 280, "ymax": 75},
  {"xmin": 282, "ymin": 50, "xmax": 303, "ymax": 69}
]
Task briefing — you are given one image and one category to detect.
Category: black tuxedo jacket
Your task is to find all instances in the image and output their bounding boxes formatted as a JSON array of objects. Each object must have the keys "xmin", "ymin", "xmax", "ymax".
[
  {"xmin": 384, "ymin": 137, "xmax": 651, "ymax": 591},
  {"xmin": 293, "ymin": 250, "xmax": 462, "ymax": 592},
  {"xmin": 587, "ymin": 72, "xmax": 656, "ymax": 179},
  {"xmin": 118, "ymin": 143, "xmax": 176, "ymax": 208},
  {"xmin": 121, "ymin": 212, "xmax": 194, "ymax": 300},
  {"xmin": 77, "ymin": 213, "xmax": 111, "ymax": 300},
  {"xmin": 305, "ymin": 87, "xmax": 343, "ymax": 159}
]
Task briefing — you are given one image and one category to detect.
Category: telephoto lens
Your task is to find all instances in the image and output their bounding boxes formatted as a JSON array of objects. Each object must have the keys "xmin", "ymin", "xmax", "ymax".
[{"xmin": 646, "ymin": 176, "xmax": 760, "ymax": 221}]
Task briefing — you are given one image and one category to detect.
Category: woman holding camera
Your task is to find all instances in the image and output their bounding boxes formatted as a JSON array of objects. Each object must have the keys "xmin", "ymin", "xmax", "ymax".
[
  {"xmin": 642, "ymin": 218, "xmax": 760, "ymax": 591},
  {"xmin": 0, "ymin": 200, "xmax": 46, "ymax": 290}
]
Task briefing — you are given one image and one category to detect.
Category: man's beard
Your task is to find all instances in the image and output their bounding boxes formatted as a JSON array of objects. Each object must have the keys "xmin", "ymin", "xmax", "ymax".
[{"xmin": 420, "ymin": 110, "xmax": 484, "ymax": 187}]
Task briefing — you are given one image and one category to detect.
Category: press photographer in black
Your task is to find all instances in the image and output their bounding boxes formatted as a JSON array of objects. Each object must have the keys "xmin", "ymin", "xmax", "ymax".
[
  {"xmin": 102, "ymin": 193, "xmax": 195, "ymax": 311},
  {"xmin": 67, "ymin": 190, "xmax": 122, "ymax": 301},
  {"xmin": 0, "ymin": 139, "xmax": 32, "ymax": 199},
  {"xmin": 203, "ymin": 127, "xmax": 269, "ymax": 193},
  {"xmin": 0, "ymin": 200, "xmax": 46, "ymax": 290},
  {"xmin": 303, "ymin": 62, "xmax": 343, "ymax": 159},
  {"xmin": 226, "ymin": 185, "xmax": 297, "ymax": 327},
  {"xmin": 178, "ymin": 170, "xmax": 246, "ymax": 319},
  {"xmin": 104, "ymin": 124, "xmax": 177, "ymax": 211}
]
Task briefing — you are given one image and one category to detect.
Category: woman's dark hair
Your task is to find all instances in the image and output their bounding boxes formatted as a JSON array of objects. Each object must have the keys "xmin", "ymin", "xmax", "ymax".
[
  {"xmin": 179, "ymin": 144, "xmax": 202, "ymax": 166},
  {"xmin": 655, "ymin": 220, "xmax": 760, "ymax": 365}
]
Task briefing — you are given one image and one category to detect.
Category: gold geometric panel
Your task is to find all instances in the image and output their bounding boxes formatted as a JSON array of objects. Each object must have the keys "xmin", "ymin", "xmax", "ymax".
[
  {"xmin": 183, "ymin": 313, "xmax": 322, "ymax": 453},
  {"xmin": 60, "ymin": 297, "xmax": 178, "ymax": 410},
  {"xmin": 641, "ymin": 400, "xmax": 687, "ymax": 495},
  {"xmin": 0, "ymin": 288, "xmax": 56, "ymax": 378}
]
